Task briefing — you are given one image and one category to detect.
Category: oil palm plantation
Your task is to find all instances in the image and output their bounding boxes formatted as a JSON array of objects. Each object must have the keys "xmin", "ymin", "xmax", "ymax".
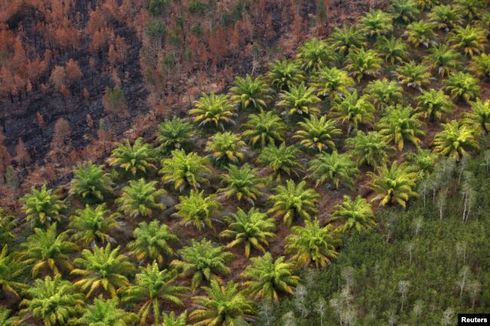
[
  {"xmin": 364, "ymin": 78, "xmax": 404, "ymax": 108},
  {"xmin": 330, "ymin": 195, "xmax": 375, "ymax": 233},
  {"xmin": 345, "ymin": 131, "xmax": 391, "ymax": 168},
  {"xmin": 123, "ymin": 262, "xmax": 186, "ymax": 325},
  {"xmin": 330, "ymin": 90, "xmax": 375, "ymax": 135},
  {"xmin": 296, "ymin": 38, "xmax": 334, "ymax": 72},
  {"xmin": 171, "ymin": 239, "xmax": 233, "ymax": 290},
  {"xmin": 449, "ymin": 25, "xmax": 487, "ymax": 57},
  {"xmin": 428, "ymin": 4, "xmax": 462, "ymax": 30},
  {"xmin": 416, "ymin": 88, "xmax": 454, "ymax": 122},
  {"xmin": 0, "ymin": 246, "xmax": 25, "ymax": 299},
  {"xmin": 241, "ymin": 253, "xmax": 299, "ymax": 301},
  {"xmin": 75, "ymin": 298, "xmax": 136, "ymax": 326},
  {"xmin": 230, "ymin": 75, "xmax": 271, "ymax": 111},
  {"xmin": 391, "ymin": 0, "xmax": 420, "ymax": 24},
  {"xmin": 205, "ymin": 132, "xmax": 246, "ymax": 164},
  {"xmin": 160, "ymin": 149, "xmax": 211, "ymax": 191},
  {"xmin": 242, "ymin": 111, "xmax": 286, "ymax": 147},
  {"xmin": 425, "ymin": 45, "xmax": 461, "ymax": 77},
  {"xmin": 360, "ymin": 10, "xmax": 394, "ymax": 38},
  {"xmin": 469, "ymin": 53, "xmax": 490, "ymax": 80},
  {"xmin": 312, "ymin": 66, "xmax": 354, "ymax": 99},
  {"xmin": 128, "ymin": 220, "xmax": 178, "ymax": 265},
  {"xmin": 68, "ymin": 204, "xmax": 120, "ymax": 246},
  {"xmin": 377, "ymin": 105, "xmax": 424, "ymax": 151},
  {"xmin": 158, "ymin": 117, "xmax": 194, "ymax": 153},
  {"xmin": 345, "ymin": 48, "xmax": 382, "ymax": 82},
  {"xmin": 329, "ymin": 25, "xmax": 365, "ymax": 55},
  {"xmin": 257, "ymin": 143, "xmax": 301, "ymax": 178},
  {"xmin": 220, "ymin": 208, "xmax": 276, "ymax": 257},
  {"xmin": 176, "ymin": 190, "xmax": 221, "ymax": 231},
  {"xmin": 219, "ymin": 164, "xmax": 265, "ymax": 204},
  {"xmin": 268, "ymin": 180, "xmax": 319, "ymax": 227},
  {"xmin": 268, "ymin": 60, "xmax": 304, "ymax": 91},
  {"xmin": 396, "ymin": 61, "xmax": 431, "ymax": 90},
  {"xmin": 190, "ymin": 93, "xmax": 236, "ymax": 129},
  {"xmin": 116, "ymin": 179, "xmax": 165, "ymax": 218},
  {"xmin": 108, "ymin": 138, "xmax": 157, "ymax": 177},
  {"xmin": 69, "ymin": 162, "xmax": 112, "ymax": 204},
  {"xmin": 21, "ymin": 185, "xmax": 64, "ymax": 226},
  {"xmin": 406, "ymin": 21, "xmax": 436, "ymax": 47},
  {"xmin": 71, "ymin": 244, "xmax": 134, "ymax": 298},
  {"xmin": 464, "ymin": 99, "xmax": 490, "ymax": 134},
  {"xmin": 375, "ymin": 36, "xmax": 409, "ymax": 65},
  {"xmin": 277, "ymin": 83, "xmax": 321, "ymax": 116},
  {"xmin": 293, "ymin": 115, "xmax": 341, "ymax": 152},
  {"xmin": 444, "ymin": 72, "xmax": 480, "ymax": 103},
  {"xmin": 285, "ymin": 219, "xmax": 339, "ymax": 268},
  {"xmin": 433, "ymin": 121, "xmax": 479, "ymax": 161},
  {"xmin": 308, "ymin": 151, "xmax": 359, "ymax": 189}
]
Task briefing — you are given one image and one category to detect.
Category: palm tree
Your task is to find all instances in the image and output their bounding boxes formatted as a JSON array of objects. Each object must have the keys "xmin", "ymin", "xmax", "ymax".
[
  {"xmin": 68, "ymin": 204, "xmax": 120, "ymax": 246},
  {"xmin": 123, "ymin": 262, "xmax": 187, "ymax": 325},
  {"xmin": 220, "ymin": 208, "xmax": 276, "ymax": 257},
  {"xmin": 230, "ymin": 75, "xmax": 271, "ymax": 111},
  {"xmin": 464, "ymin": 99, "xmax": 490, "ymax": 134},
  {"xmin": 160, "ymin": 149, "xmax": 211, "ymax": 191},
  {"xmin": 20, "ymin": 275, "xmax": 83, "ymax": 326},
  {"xmin": 268, "ymin": 60, "xmax": 304, "ymax": 91},
  {"xmin": 108, "ymin": 138, "xmax": 157, "ymax": 177},
  {"xmin": 189, "ymin": 280, "xmax": 253, "ymax": 326},
  {"xmin": 296, "ymin": 38, "xmax": 334, "ymax": 72},
  {"xmin": 21, "ymin": 185, "xmax": 64, "ymax": 226},
  {"xmin": 330, "ymin": 90, "xmax": 375, "ymax": 135},
  {"xmin": 360, "ymin": 10, "xmax": 394, "ymax": 38},
  {"xmin": 241, "ymin": 253, "xmax": 299, "ymax": 301},
  {"xmin": 242, "ymin": 111, "xmax": 287, "ymax": 147},
  {"xmin": 416, "ymin": 0, "xmax": 439, "ymax": 10},
  {"xmin": 0, "ymin": 307, "xmax": 20, "ymax": 325},
  {"xmin": 0, "ymin": 246, "xmax": 25, "ymax": 299},
  {"xmin": 433, "ymin": 121, "xmax": 479, "ymax": 161},
  {"xmin": 20, "ymin": 224, "xmax": 77, "ymax": 277},
  {"xmin": 277, "ymin": 83, "xmax": 321, "ymax": 116},
  {"xmin": 345, "ymin": 131, "xmax": 390, "ymax": 168},
  {"xmin": 161, "ymin": 311, "xmax": 188, "ymax": 326},
  {"xmin": 390, "ymin": 0, "xmax": 420, "ymax": 24},
  {"xmin": 428, "ymin": 4, "xmax": 462, "ymax": 30},
  {"xmin": 116, "ymin": 179, "xmax": 165, "ymax": 218},
  {"xmin": 72, "ymin": 244, "xmax": 134, "ymax": 298},
  {"xmin": 176, "ymin": 190, "xmax": 221, "ymax": 231},
  {"xmin": 375, "ymin": 36, "xmax": 409, "ymax": 64},
  {"xmin": 444, "ymin": 72, "xmax": 480, "ymax": 103},
  {"xmin": 377, "ymin": 105, "xmax": 424, "ymax": 151},
  {"xmin": 128, "ymin": 220, "xmax": 178, "ymax": 264},
  {"xmin": 329, "ymin": 25, "xmax": 365, "ymax": 55},
  {"xmin": 364, "ymin": 78, "xmax": 404, "ymax": 108},
  {"xmin": 218, "ymin": 164, "xmax": 265, "ymax": 204},
  {"xmin": 158, "ymin": 117, "xmax": 194, "ymax": 152},
  {"xmin": 425, "ymin": 45, "xmax": 461, "ymax": 77},
  {"xmin": 416, "ymin": 88, "xmax": 454, "ymax": 122},
  {"xmin": 312, "ymin": 67, "xmax": 354, "ymax": 99},
  {"xmin": 454, "ymin": 0, "xmax": 486, "ymax": 20},
  {"xmin": 330, "ymin": 195, "xmax": 375, "ymax": 233},
  {"xmin": 406, "ymin": 21, "xmax": 436, "ymax": 47},
  {"xmin": 470, "ymin": 53, "xmax": 490, "ymax": 80},
  {"xmin": 396, "ymin": 61, "xmax": 431, "ymax": 89},
  {"xmin": 268, "ymin": 180, "xmax": 319, "ymax": 227},
  {"xmin": 449, "ymin": 25, "xmax": 487, "ymax": 57},
  {"xmin": 308, "ymin": 151, "xmax": 359, "ymax": 189},
  {"xmin": 171, "ymin": 239, "xmax": 233, "ymax": 290},
  {"xmin": 293, "ymin": 115, "xmax": 341, "ymax": 152},
  {"xmin": 0, "ymin": 208, "xmax": 16, "ymax": 244},
  {"xmin": 205, "ymin": 132, "xmax": 246, "ymax": 164},
  {"xmin": 368, "ymin": 162, "xmax": 419, "ymax": 208},
  {"xmin": 257, "ymin": 143, "xmax": 301, "ymax": 178},
  {"xmin": 345, "ymin": 48, "xmax": 382, "ymax": 81},
  {"xmin": 75, "ymin": 298, "xmax": 136, "ymax": 326},
  {"xmin": 407, "ymin": 148, "xmax": 438, "ymax": 177},
  {"xmin": 69, "ymin": 162, "xmax": 112, "ymax": 204},
  {"xmin": 190, "ymin": 93, "xmax": 236, "ymax": 129},
  {"xmin": 285, "ymin": 219, "xmax": 339, "ymax": 268}
]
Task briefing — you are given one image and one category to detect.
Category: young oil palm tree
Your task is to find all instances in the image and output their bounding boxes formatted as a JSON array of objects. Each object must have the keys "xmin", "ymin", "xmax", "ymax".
[
  {"xmin": 160, "ymin": 149, "xmax": 211, "ymax": 191},
  {"xmin": 364, "ymin": 78, "xmax": 404, "ymax": 108},
  {"xmin": 241, "ymin": 253, "xmax": 299, "ymax": 302},
  {"xmin": 176, "ymin": 190, "xmax": 221, "ymax": 231},
  {"xmin": 221, "ymin": 208, "xmax": 276, "ymax": 257},
  {"xmin": 330, "ymin": 90, "xmax": 375, "ymax": 135},
  {"xmin": 242, "ymin": 111, "xmax": 287, "ymax": 147},
  {"xmin": 391, "ymin": 0, "xmax": 420, "ymax": 24},
  {"xmin": 470, "ymin": 53, "xmax": 490, "ymax": 80},
  {"xmin": 189, "ymin": 280, "xmax": 254, "ymax": 326},
  {"xmin": 190, "ymin": 93, "xmax": 236, "ymax": 129},
  {"xmin": 218, "ymin": 164, "xmax": 265, "ymax": 204},
  {"xmin": 69, "ymin": 162, "xmax": 112, "ymax": 204},
  {"xmin": 161, "ymin": 311, "xmax": 188, "ymax": 326},
  {"xmin": 268, "ymin": 180, "xmax": 319, "ymax": 227},
  {"xmin": 76, "ymin": 297, "xmax": 136, "ymax": 326},
  {"xmin": 433, "ymin": 121, "xmax": 479, "ymax": 160},
  {"xmin": 449, "ymin": 25, "xmax": 487, "ymax": 57},
  {"xmin": 171, "ymin": 239, "xmax": 233, "ymax": 290},
  {"xmin": 308, "ymin": 151, "xmax": 359, "ymax": 189},
  {"xmin": 416, "ymin": 0, "xmax": 439, "ymax": 10},
  {"xmin": 158, "ymin": 117, "xmax": 194, "ymax": 153},
  {"xmin": 425, "ymin": 45, "xmax": 461, "ymax": 77},
  {"xmin": 285, "ymin": 219, "xmax": 339, "ymax": 268},
  {"xmin": 20, "ymin": 224, "xmax": 77, "ymax": 277},
  {"xmin": 20, "ymin": 275, "xmax": 83, "ymax": 326},
  {"xmin": 428, "ymin": 4, "xmax": 462, "ymax": 30},
  {"xmin": 71, "ymin": 244, "xmax": 134, "ymax": 298},
  {"xmin": 330, "ymin": 195, "xmax": 375, "ymax": 233},
  {"xmin": 296, "ymin": 38, "xmax": 334, "ymax": 72},
  {"xmin": 329, "ymin": 25, "xmax": 366, "ymax": 55},
  {"xmin": 312, "ymin": 66, "xmax": 355, "ymax": 99},
  {"xmin": 407, "ymin": 148, "xmax": 438, "ymax": 177},
  {"xmin": 368, "ymin": 162, "xmax": 419, "ymax": 208},
  {"xmin": 21, "ymin": 185, "xmax": 64, "ymax": 226},
  {"xmin": 406, "ymin": 21, "xmax": 436, "ymax": 47},
  {"xmin": 454, "ymin": 0, "xmax": 486, "ymax": 20},
  {"xmin": 277, "ymin": 83, "xmax": 321, "ymax": 116},
  {"xmin": 123, "ymin": 262, "xmax": 187, "ymax": 326},
  {"xmin": 345, "ymin": 48, "xmax": 382, "ymax": 82},
  {"xmin": 375, "ymin": 36, "xmax": 409, "ymax": 64},
  {"xmin": 230, "ymin": 75, "xmax": 271, "ymax": 111},
  {"xmin": 205, "ymin": 132, "xmax": 246, "ymax": 164},
  {"xmin": 444, "ymin": 72, "xmax": 480, "ymax": 103},
  {"xmin": 464, "ymin": 99, "xmax": 490, "ymax": 134},
  {"xmin": 128, "ymin": 220, "xmax": 178, "ymax": 265},
  {"xmin": 293, "ymin": 115, "xmax": 341, "ymax": 152},
  {"xmin": 268, "ymin": 60, "xmax": 304, "ymax": 91},
  {"xmin": 396, "ymin": 61, "xmax": 431, "ymax": 90},
  {"xmin": 68, "ymin": 204, "xmax": 120, "ymax": 246},
  {"xmin": 0, "ymin": 208, "xmax": 16, "ymax": 245},
  {"xmin": 0, "ymin": 246, "xmax": 25, "ymax": 299},
  {"xmin": 345, "ymin": 131, "xmax": 391, "ymax": 168},
  {"xmin": 257, "ymin": 143, "xmax": 301, "ymax": 178},
  {"xmin": 377, "ymin": 105, "xmax": 425, "ymax": 151},
  {"xmin": 416, "ymin": 88, "xmax": 454, "ymax": 122},
  {"xmin": 108, "ymin": 138, "xmax": 157, "ymax": 177},
  {"xmin": 116, "ymin": 179, "xmax": 165, "ymax": 218},
  {"xmin": 360, "ymin": 10, "xmax": 394, "ymax": 38}
]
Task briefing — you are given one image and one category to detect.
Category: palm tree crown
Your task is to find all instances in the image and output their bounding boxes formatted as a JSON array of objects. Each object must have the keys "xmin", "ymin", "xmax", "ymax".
[
  {"xmin": 70, "ymin": 162, "xmax": 112, "ymax": 204},
  {"xmin": 464, "ymin": 99, "xmax": 490, "ymax": 134},
  {"xmin": 128, "ymin": 220, "xmax": 178, "ymax": 264},
  {"xmin": 433, "ymin": 120, "xmax": 479, "ymax": 161},
  {"xmin": 21, "ymin": 185, "xmax": 64, "ymax": 226},
  {"xmin": 160, "ymin": 150, "xmax": 211, "ymax": 191},
  {"xmin": 158, "ymin": 117, "xmax": 194, "ymax": 153},
  {"xmin": 68, "ymin": 204, "xmax": 120, "ymax": 246},
  {"xmin": 242, "ymin": 111, "xmax": 286, "ymax": 147},
  {"xmin": 277, "ymin": 83, "xmax": 321, "ymax": 116},
  {"xmin": 219, "ymin": 164, "xmax": 265, "ymax": 204},
  {"xmin": 176, "ymin": 190, "xmax": 221, "ymax": 231},
  {"xmin": 268, "ymin": 60, "xmax": 304, "ymax": 91},
  {"xmin": 108, "ymin": 138, "xmax": 157, "ymax": 177},
  {"xmin": 296, "ymin": 38, "xmax": 334, "ymax": 72},
  {"xmin": 377, "ymin": 105, "xmax": 425, "ymax": 151},
  {"xmin": 230, "ymin": 75, "xmax": 271, "ymax": 111},
  {"xmin": 308, "ymin": 151, "xmax": 359, "ymax": 189},
  {"xmin": 190, "ymin": 93, "xmax": 236, "ymax": 129},
  {"xmin": 331, "ymin": 195, "xmax": 376, "ymax": 233},
  {"xmin": 116, "ymin": 179, "xmax": 165, "ymax": 217},
  {"xmin": 293, "ymin": 115, "xmax": 341, "ymax": 152},
  {"xmin": 346, "ymin": 131, "xmax": 390, "ymax": 168}
]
